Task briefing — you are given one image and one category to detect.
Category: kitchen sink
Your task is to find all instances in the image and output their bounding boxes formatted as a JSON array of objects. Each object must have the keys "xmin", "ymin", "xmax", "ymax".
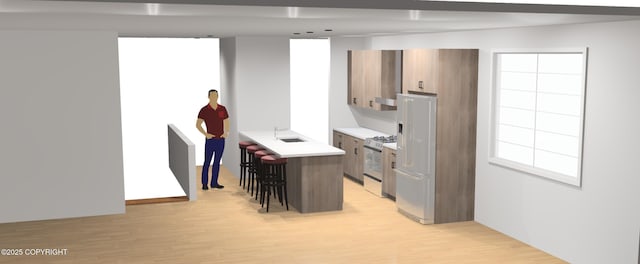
[{"xmin": 279, "ymin": 137, "xmax": 305, "ymax": 143}]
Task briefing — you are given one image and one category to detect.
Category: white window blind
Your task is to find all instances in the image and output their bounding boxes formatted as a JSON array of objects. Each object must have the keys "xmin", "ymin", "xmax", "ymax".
[{"xmin": 490, "ymin": 49, "xmax": 587, "ymax": 186}]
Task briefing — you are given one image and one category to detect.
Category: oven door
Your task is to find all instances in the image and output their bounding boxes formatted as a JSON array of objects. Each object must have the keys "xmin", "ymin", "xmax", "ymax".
[{"xmin": 363, "ymin": 146, "xmax": 383, "ymax": 197}]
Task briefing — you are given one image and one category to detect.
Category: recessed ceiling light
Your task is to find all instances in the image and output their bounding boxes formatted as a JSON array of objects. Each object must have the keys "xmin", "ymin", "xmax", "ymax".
[
  {"xmin": 409, "ymin": 10, "xmax": 420, "ymax": 20},
  {"xmin": 146, "ymin": 3, "xmax": 160, "ymax": 16},
  {"xmin": 287, "ymin": 7, "xmax": 299, "ymax": 18}
]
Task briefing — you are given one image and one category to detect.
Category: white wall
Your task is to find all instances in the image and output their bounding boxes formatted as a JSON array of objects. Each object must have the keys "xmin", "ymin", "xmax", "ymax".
[
  {"xmin": 362, "ymin": 20, "xmax": 640, "ymax": 263},
  {"xmin": 0, "ymin": 30, "xmax": 125, "ymax": 223},
  {"xmin": 220, "ymin": 36, "xmax": 291, "ymax": 178}
]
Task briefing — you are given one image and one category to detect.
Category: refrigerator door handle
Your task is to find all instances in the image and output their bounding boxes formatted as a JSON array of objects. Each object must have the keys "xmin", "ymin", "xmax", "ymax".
[{"xmin": 406, "ymin": 98, "xmax": 413, "ymax": 167}]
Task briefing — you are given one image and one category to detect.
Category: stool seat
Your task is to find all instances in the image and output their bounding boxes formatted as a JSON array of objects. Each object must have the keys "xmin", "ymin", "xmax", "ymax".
[
  {"xmin": 246, "ymin": 145, "xmax": 264, "ymax": 153},
  {"xmin": 239, "ymin": 141, "xmax": 255, "ymax": 148},
  {"xmin": 254, "ymin": 150, "xmax": 272, "ymax": 157},
  {"xmin": 254, "ymin": 150, "xmax": 271, "ymax": 159},
  {"xmin": 261, "ymin": 155, "xmax": 287, "ymax": 165}
]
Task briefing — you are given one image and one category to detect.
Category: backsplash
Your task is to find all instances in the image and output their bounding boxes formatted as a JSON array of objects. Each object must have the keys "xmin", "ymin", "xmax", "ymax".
[{"xmin": 350, "ymin": 106, "xmax": 397, "ymax": 135}]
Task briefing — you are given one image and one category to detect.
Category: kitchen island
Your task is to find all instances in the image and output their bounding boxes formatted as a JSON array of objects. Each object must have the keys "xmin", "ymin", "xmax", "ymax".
[{"xmin": 239, "ymin": 130, "xmax": 346, "ymax": 213}]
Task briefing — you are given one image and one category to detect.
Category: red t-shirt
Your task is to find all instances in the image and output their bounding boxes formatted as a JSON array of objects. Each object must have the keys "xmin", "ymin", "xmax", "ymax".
[{"xmin": 198, "ymin": 104, "xmax": 229, "ymax": 138}]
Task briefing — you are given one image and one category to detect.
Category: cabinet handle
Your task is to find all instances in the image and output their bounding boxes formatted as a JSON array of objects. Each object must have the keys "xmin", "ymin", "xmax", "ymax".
[
  {"xmin": 369, "ymin": 100, "xmax": 373, "ymax": 107},
  {"xmin": 353, "ymin": 97, "xmax": 357, "ymax": 104},
  {"xmin": 354, "ymin": 148, "xmax": 358, "ymax": 155},
  {"xmin": 391, "ymin": 161, "xmax": 396, "ymax": 169},
  {"xmin": 338, "ymin": 142, "xmax": 342, "ymax": 149},
  {"xmin": 418, "ymin": 81, "xmax": 424, "ymax": 89}
]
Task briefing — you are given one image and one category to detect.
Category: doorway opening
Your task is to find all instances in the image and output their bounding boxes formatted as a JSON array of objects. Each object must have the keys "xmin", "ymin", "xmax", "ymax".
[{"xmin": 118, "ymin": 37, "xmax": 220, "ymax": 201}]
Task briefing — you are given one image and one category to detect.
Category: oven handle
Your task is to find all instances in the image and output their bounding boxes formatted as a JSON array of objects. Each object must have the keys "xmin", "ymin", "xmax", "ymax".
[
  {"xmin": 363, "ymin": 145, "xmax": 382, "ymax": 152},
  {"xmin": 363, "ymin": 173, "xmax": 382, "ymax": 182}
]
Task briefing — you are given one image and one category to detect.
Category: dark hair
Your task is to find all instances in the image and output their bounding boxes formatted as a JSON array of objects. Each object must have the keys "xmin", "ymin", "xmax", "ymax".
[{"xmin": 208, "ymin": 89, "xmax": 218, "ymax": 96}]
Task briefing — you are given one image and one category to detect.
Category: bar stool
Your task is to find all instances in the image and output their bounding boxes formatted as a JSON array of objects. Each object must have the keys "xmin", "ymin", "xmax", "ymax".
[
  {"xmin": 238, "ymin": 141, "xmax": 256, "ymax": 189},
  {"xmin": 245, "ymin": 145, "xmax": 265, "ymax": 194},
  {"xmin": 260, "ymin": 155, "xmax": 289, "ymax": 212},
  {"xmin": 252, "ymin": 150, "xmax": 272, "ymax": 200}
]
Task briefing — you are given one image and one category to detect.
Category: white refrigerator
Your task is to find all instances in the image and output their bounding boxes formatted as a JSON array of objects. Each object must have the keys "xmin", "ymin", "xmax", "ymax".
[{"xmin": 395, "ymin": 93, "xmax": 437, "ymax": 224}]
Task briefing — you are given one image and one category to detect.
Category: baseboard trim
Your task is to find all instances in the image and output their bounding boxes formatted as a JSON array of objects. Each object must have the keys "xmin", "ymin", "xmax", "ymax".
[
  {"xmin": 125, "ymin": 196, "xmax": 189, "ymax": 206},
  {"xmin": 343, "ymin": 174, "xmax": 363, "ymax": 185}
]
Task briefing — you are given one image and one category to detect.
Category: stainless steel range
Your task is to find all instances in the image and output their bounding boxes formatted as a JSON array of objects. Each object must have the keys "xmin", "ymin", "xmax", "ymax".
[{"xmin": 363, "ymin": 135, "xmax": 397, "ymax": 197}]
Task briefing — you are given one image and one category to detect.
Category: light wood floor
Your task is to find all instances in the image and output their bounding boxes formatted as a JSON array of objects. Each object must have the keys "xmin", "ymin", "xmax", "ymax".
[{"xmin": 0, "ymin": 166, "xmax": 564, "ymax": 263}]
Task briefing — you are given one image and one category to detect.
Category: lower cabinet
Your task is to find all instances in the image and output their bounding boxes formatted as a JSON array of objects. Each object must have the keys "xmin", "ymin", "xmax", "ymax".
[
  {"xmin": 382, "ymin": 147, "xmax": 396, "ymax": 199},
  {"xmin": 333, "ymin": 130, "xmax": 364, "ymax": 184}
]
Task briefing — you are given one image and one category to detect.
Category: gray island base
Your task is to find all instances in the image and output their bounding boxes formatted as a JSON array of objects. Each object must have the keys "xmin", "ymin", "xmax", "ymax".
[{"xmin": 240, "ymin": 130, "xmax": 346, "ymax": 213}]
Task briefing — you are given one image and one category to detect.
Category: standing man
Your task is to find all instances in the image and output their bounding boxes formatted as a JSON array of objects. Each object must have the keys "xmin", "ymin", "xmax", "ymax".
[{"xmin": 196, "ymin": 89, "xmax": 230, "ymax": 190}]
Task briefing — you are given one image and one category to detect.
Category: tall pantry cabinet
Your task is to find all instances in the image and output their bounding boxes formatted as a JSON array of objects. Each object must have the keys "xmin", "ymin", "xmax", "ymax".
[{"xmin": 402, "ymin": 49, "xmax": 479, "ymax": 224}]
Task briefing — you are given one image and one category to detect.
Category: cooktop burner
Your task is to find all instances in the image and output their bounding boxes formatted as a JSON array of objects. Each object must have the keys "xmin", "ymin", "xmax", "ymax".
[
  {"xmin": 365, "ymin": 135, "xmax": 397, "ymax": 150},
  {"xmin": 371, "ymin": 135, "xmax": 397, "ymax": 143}
]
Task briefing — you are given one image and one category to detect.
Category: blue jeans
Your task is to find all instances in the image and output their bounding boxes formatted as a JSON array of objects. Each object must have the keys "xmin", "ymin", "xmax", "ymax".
[{"xmin": 202, "ymin": 138, "xmax": 225, "ymax": 186}]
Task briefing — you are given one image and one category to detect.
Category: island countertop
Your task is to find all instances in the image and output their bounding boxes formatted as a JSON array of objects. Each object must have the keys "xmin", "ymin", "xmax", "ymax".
[
  {"xmin": 240, "ymin": 130, "xmax": 346, "ymax": 158},
  {"xmin": 240, "ymin": 130, "xmax": 345, "ymax": 213}
]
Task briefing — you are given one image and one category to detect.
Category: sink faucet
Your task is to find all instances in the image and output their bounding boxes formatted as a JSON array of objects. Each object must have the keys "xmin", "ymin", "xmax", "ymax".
[{"xmin": 274, "ymin": 127, "xmax": 290, "ymax": 139}]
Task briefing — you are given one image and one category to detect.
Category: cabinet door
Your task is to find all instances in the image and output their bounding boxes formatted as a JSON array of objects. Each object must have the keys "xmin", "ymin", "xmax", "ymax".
[
  {"xmin": 364, "ymin": 50, "xmax": 382, "ymax": 110},
  {"xmin": 332, "ymin": 131, "xmax": 343, "ymax": 150},
  {"xmin": 382, "ymin": 149, "xmax": 397, "ymax": 198},
  {"xmin": 402, "ymin": 49, "xmax": 438, "ymax": 94},
  {"xmin": 342, "ymin": 135, "xmax": 355, "ymax": 177},
  {"xmin": 333, "ymin": 131, "xmax": 350, "ymax": 177},
  {"xmin": 348, "ymin": 50, "xmax": 366, "ymax": 107}
]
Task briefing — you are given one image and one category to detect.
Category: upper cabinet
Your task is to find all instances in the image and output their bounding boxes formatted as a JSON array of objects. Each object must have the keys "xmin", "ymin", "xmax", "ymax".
[
  {"xmin": 402, "ymin": 49, "xmax": 439, "ymax": 94},
  {"xmin": 348, "ymin": 50, "xmax": 399, "ymax": 111}
]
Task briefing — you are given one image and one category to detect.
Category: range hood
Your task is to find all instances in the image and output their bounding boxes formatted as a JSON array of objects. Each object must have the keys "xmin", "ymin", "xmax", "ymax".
[{"xmin": 375, "ymin": 97, "xmax": 397, "ymax": 107}]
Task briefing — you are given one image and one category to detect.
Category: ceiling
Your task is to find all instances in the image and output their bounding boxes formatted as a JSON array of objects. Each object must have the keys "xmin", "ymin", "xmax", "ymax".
[{"xmin": 0, "ymin": 0, "xmax": 638, "ymax": 38}]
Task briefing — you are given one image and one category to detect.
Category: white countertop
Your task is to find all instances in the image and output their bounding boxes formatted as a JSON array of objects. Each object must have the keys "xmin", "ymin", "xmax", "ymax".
[
  {"xmin": 240, "ymin": 130, "xmax": 345, "ymax": 158},
  {"xmin": 333, "ymin": 127, "xmax": 391, "ymax": 140},
  {"xmin": 383, "ymin": 142, "xmax": 397, "ymax": 150}
]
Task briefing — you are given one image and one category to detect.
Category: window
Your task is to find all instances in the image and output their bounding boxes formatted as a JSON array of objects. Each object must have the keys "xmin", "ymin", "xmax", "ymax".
[{"xmin": 489, "ymin": 49, "xmax": 587, "ymax": 186}]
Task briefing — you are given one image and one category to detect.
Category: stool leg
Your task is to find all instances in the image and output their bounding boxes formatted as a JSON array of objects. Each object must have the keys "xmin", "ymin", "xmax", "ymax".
[
  {"xmin": 277, "ymin": 164, "xmax": 284, "ymax": 205},
  {"xmin": 239, "ymin": 149, "xmax": 245, "ymax": 187},
  {"xmin": 261, "ymin": 163, "xmax": 271, "ymax": 205},
  {"xmin": 256, "ymin": 160, "xmax": 263, "ymax": 201},
  {"xmin": 266, "ymin": 179, "xmax": 271, "ymax": 212},
  {"xmin": 249, "ymin": 155, "xmax": 256, "ymax": 195}
]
